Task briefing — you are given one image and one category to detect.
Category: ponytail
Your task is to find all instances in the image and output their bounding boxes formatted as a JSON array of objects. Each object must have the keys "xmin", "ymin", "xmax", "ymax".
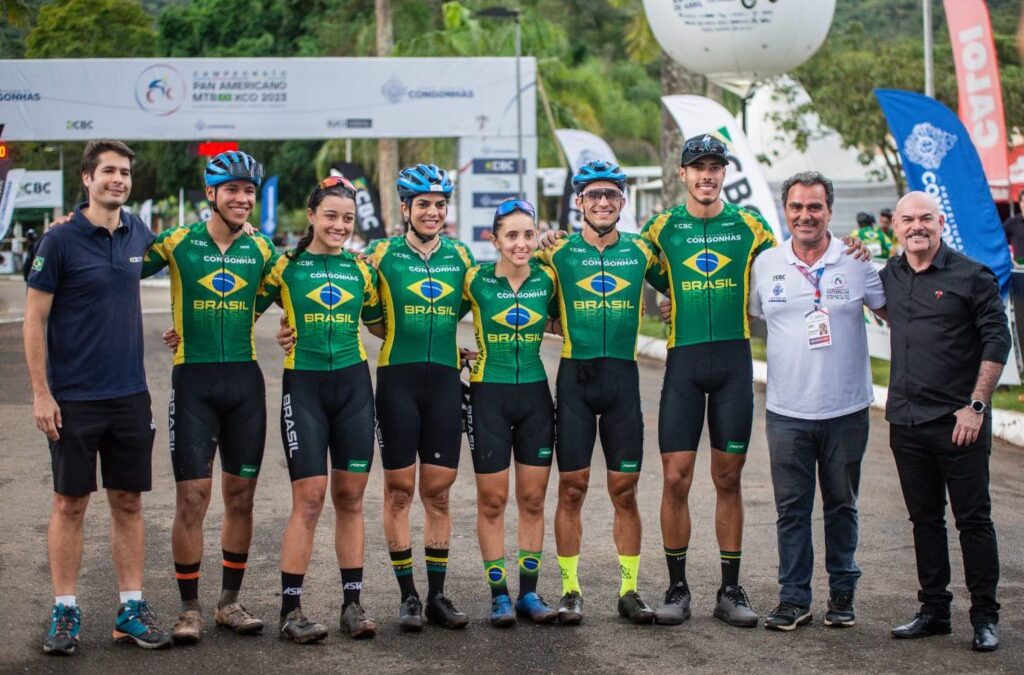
[{"xmin": 288, "ymin": 226, "xmax": 314, "ymax": 260}]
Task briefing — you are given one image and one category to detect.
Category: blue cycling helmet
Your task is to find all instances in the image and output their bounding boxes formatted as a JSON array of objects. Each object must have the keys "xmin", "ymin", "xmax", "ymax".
[
  {"xmin": 205, "ymin": 151, "xmax": 264, "ymax": 188},
  {"xmin": 571, "ymin": 160, "xmax": 627, "ymax": 194},
  {"xmin": 396, "ymin": 163, "xmax": 454, "ymax": 201}
]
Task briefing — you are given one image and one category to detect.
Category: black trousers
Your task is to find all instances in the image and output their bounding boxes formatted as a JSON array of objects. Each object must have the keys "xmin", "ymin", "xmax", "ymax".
[{"xmin": 890, "ymin": 414, "xmax": 999, "ymax": 625}]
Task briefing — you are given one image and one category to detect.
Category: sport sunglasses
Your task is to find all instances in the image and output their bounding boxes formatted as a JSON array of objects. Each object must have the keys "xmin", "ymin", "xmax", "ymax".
[{"xmin": 317, "ymin": 175, "xmax": 356, "ymax": 192}]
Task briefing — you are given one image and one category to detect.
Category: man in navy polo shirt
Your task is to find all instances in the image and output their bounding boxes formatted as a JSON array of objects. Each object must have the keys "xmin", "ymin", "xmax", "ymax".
[{"xmin": 24, "ymin": 140, "xmax": 171, "ymax": 655}]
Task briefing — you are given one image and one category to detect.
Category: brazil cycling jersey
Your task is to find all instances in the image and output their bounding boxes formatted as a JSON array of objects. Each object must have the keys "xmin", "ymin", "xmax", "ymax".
[
  {"xmin": 463, "ymin": 261, "xmax": 557, "ymax": 384},
  {"xmin": 142, "ymin": 222, "xmax": 278, "ymax": 364},
  {"xmin": 366, "ymin": 235, "xmax": 475, "ymax": 368},
  {"xmin": 534, "ymin": 231, "xmax": 663, "ymax": 361},
  {"xmin": 850, "ymin": 225, "xmax": 892, "ymax": 258},
  {"xmin": 256, "ymin": 250, "xmax": 383, "ymax": 371},
  {"xmin": 641, "ymin": 201, "xmax": 775, "ymax": 348}
]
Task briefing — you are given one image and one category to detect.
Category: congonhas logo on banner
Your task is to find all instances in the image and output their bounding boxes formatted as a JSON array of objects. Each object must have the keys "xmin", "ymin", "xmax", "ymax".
[
  {"xmin": 381, "ymin": 77, "xmax": 474, "ymax": 105},
  {"xmin": 135, "ymin": 64, "xmax": 186, "ymax": 116},
  {"xmin": 0, "ymin": 89, "xmax": 41, "ymax": 103},
  {"xmin": 902, "ymin": 122, "xmax": 964, "ymax": 249}
]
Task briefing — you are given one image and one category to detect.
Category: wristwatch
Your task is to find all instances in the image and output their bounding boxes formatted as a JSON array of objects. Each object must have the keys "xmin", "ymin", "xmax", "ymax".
[{"xmin": 970, "ymin": 399, "xmax": 986, "ymax": 414}]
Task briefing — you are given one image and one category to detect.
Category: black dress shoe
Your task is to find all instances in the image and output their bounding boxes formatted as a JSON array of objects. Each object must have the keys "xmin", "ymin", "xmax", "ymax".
[
  {"xmin": 891, "ymin": 613, "xmax": 952, "ymax": 639},
  {"xmin": 972, "ymin": 622, "xmax": 998, "ymax": 652}
]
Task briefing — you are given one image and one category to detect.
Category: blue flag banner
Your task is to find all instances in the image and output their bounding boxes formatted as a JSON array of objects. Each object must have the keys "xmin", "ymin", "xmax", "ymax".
[
  {"xmin": 260, "ymin": 175, "xmax": 279, "ymax": 236},
  {"xmin": 875, "ymin": 88, "xmax": 1011, "ymax": 292}
]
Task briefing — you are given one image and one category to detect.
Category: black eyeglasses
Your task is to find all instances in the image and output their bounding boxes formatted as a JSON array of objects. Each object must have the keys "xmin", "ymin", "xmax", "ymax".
[{"xmin": 682, "ymin": 137, "xmax": 728, "ymax": 156}]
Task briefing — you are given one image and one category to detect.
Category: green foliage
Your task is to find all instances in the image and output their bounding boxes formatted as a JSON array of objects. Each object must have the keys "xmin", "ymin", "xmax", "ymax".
[{"xmin": 25, "ymin": 0, "xmax": 156, "ymax": 57}]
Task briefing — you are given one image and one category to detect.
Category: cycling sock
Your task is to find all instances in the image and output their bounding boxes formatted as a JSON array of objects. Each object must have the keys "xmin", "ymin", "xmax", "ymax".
[
  {"xmin": 484, "ymin": 558, "xmax": 508, "ymax": 599},
  {"xmin": 665, "ymin": 546, "xmax": 688, "ymax": 587},
  {"xmin": 219, "ymin": 550, "xmax": 248, "ymax": 606},
  {"xmin": 118, "ymin": 590, "xmax": 142, "ymax": 604},
  {"xmin": 389, "ymin": 549, "xmax": 417, "ymax": 601},
  {"xmin": 174, "ymin": 561, "xmax": 201, "ymax": 607},
  {"xmin": 618, "ymin": 554, "xmax": 640, "ymax": 597},
  {"xmin": 341, "ymin": 568, "xmax": 363, "ymax": 608},
  {"xmin": 281, "ymin": 572, "xmax": 304, "ymax": 617},
  {"xmin": 425, "ymin": 548, "xmax": 449, "ymax": 600},
  {"xmin": 55, "ymin": 595, "xmax": 77, "ymax": 608},
  {"xmin": 518, "ymin": 549, "xmax": 542, "ymax": 597},
  {"xmin": 720, "ymin": 550, "xmax": 741, "ymax": 589},
  {"xmin": 558, "ymin": 554, "xmax": 581, "ymax": 596}
]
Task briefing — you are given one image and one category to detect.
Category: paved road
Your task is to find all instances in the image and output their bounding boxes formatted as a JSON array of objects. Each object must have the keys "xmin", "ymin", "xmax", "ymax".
[{"xmin": 0, "ymin": 277, "xmax": 1021, "ymax": 674}]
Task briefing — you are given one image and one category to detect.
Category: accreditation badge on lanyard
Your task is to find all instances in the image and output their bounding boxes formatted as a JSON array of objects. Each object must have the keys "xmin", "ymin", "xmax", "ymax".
[{"xmin": 798, "ymin": 266, "xmax": 831, "ymax": 349}]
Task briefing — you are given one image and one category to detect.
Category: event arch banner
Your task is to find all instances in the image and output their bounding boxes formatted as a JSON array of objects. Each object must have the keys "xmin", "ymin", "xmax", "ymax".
[{"xmin": 0, "ymin": 57, "xmax": 536, "ymax": 141}]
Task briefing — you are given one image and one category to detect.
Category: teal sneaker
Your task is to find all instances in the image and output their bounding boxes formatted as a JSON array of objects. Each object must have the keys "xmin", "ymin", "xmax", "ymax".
[
  {"xmin": 113, "ymin": 599, "xmax": 172, "ymax": 649},
  {"xmin": 490, "ymin": 594, "xmax": 515, "ymax": 628},
  {"xmin": 42, "ymin": 604, "xmax": 81, "ymax": 656},
  {"xmin": 515, "ymin": 592, "xmax": 558, "ymax": 624}
]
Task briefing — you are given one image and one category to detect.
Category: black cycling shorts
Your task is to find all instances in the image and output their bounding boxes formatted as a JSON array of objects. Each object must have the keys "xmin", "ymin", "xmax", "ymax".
[
  {"xmin": 375, "ymin": 362, "xmax": 462, "ymax": 471},
  {"xmin": 659, "ymin": 339, "xmax": 754, "ymax": 454},
  {"xmin": 281, "ymin": 363, "xmax": 375, "ymax": 481},
  {"xmin": 170, "ymin": 362, "xmax": 267, "ymax": 482},
  {"xmin": 467, "ymin": 381, "xmax": 554, "ymax": 474},
  {"xmin": 554, "ymin": 358, "xmax": 643, "ymax": 473},
  {"xmin": 49, "ymin": 391, "xmax": 155, "ymax": 496}
]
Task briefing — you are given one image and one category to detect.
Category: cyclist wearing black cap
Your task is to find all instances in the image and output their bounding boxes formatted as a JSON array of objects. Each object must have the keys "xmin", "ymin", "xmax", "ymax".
[{"xmin": 641, "ymin": 134, "xmax": 773, "ymax": 628}]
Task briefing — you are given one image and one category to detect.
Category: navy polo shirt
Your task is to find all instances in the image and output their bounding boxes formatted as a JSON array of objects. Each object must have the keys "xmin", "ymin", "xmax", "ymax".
[{"xmin": 27, "ymin": 203, "xmax": 156, "ymax": 401}]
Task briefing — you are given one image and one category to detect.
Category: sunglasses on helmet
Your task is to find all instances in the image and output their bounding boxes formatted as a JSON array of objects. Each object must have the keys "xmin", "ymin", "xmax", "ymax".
[{"xmin": 317, "ymin": 175, "xmax": 356, "ymax": 192}]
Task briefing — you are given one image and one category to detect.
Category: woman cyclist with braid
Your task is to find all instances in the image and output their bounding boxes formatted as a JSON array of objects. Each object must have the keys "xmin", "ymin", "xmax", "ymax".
[{"xmin": 257, "ymin": 176, "xmax": 385, "ymax": 643}]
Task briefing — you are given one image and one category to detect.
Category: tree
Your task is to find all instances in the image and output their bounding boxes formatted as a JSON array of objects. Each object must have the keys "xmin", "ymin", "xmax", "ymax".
[{"xmin": 25, "ymin": 0, "xmax": 156, "ymax": 58}]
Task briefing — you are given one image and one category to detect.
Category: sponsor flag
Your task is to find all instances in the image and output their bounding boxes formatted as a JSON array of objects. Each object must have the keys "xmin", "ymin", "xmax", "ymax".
[
  {"xmin": 0, "ymin": 163, "xmax": 25, "ymax": 241},
  {"xmin": 661, "ymin": 95, "xmax": 784, "ymax": 241},
  {"xmin": 876, "ymin": 88, "xmax": 1012, "ymax": 292},
  {"xmin": 943, "ymin": 0, "xmax": 1009, "ymax": 190},
  {"xmin": 554, "ymin": 129, "xmax": 637, "ymax": 233},
  {"xmin": 330, "ymin": 162, "xmax": 386, "ymax": 241},
  {"xmin": 260, "ymin": 175, "xmax": 278, "ymax": 236}
]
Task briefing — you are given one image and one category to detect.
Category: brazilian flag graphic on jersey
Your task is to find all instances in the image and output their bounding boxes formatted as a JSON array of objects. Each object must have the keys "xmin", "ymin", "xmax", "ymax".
[
  {"xmin": 198, "ymin": 269, "xmax": 249, "ymax": 296},
  {"xmin": 492, "ymin": 305, "xmax": 544, "ymax": 331},
  {"xmin": 306, "ymin": 283, "xmax": 354, "ymax": 310},
  {"xmin": 407, "ymin": 278, "xmax": 456, "ymax": 303},
  {"xmin": 576, "ymin": 271, "xmax": 631, "ymax": 297},
  {"xmin": 683, "ymin": 249, "xmax": 732, "ymax": 277}
]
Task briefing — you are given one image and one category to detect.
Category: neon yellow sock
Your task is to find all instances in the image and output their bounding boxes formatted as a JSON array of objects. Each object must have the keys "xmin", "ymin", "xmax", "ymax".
[
  {"xmin": 557, "ymin": 554, "xmax": 581, "ymax": 595},
  {"xmin": 618, "ymin": 554, "xmax": 640, "ymax": 597}
]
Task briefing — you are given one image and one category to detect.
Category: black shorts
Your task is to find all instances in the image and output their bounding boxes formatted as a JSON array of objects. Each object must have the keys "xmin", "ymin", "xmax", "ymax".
[
  {"xmin": 281, "ymin": 363, "xmax": 375, "ymax": 481},
  {"xmin": 467, "ymin": 381, "xmax": 554, "ymax": 474},
  {"xmin": 375, "ymin": 362, "xmax": 462, "ymax": 471},
  {"xmin": 554, "ymin": 358, "xmax": 643, "ymax": 473},
  {"xmin": 170, "ymin": 362, "xmax": 267, "ymax": 482},
  {"xmin": 659, "ymin": 339, "xmax": 753, "ymax": 454},
  {"xmin": 49, "ymin": 391, "xmax": 155, "ymax": 496}
]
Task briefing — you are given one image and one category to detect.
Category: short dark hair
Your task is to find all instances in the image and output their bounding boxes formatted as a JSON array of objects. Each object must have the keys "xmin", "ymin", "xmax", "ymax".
[
  {"xmin": 780, "ymin": 171, "xmax": 834, "ymax": 210},
  {"xmin": 81, "ymin": 140, "xmax": 135, "ymax": 178}
]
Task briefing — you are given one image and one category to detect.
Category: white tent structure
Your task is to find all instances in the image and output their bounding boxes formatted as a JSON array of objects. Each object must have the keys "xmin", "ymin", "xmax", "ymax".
[{"xmin": 743, "ymin": 78, "xmax": 898, "ymax": 236}]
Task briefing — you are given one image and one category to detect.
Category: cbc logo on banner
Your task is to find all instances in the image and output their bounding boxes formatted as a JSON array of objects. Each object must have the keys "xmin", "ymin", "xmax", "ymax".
[{"xmin": 135, "ymin": 64, "xmax": 186, "ymax": 116}]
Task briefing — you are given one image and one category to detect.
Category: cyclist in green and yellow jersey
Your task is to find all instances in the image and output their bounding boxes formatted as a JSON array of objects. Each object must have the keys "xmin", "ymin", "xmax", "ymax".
[
  {"xmin": 849, "ymin": 212, "xmax": 893, "ymax": 259},
  {"xmin": 536, "ymin": 160, "xmax": 665, "ymax": 626},
  {"xmin": 256, "ymin": 176, "xmax": 384, "ymax": 643},
  {"xmin": 367, "ymin": 164, "xmax": 475, "ymax": 631},
  {"xmin": 641, "ymin": 135, "xmax": 867, "ymax": 628},
  {"xmin": 142, "ymin": 151, "xmax": 276, "ymax": 643},
  {"xmin": 461, "ymin": 199, "xmax": 559, "ymax": 627}
]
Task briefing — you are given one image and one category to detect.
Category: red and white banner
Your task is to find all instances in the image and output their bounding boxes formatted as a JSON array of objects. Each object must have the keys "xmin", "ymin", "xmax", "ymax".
[{"xmin": 944, "ymin": 0, "xmax": 1009, "ymax": 186}]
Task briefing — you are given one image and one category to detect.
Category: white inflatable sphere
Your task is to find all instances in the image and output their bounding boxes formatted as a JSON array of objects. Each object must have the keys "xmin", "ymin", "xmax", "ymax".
[{"xmin": 643, "ymin": 0, "xmax": 836, "ymax": 95}]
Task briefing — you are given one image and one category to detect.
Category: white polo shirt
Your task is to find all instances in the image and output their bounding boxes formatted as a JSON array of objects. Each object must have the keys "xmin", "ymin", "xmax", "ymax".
[{"xmin": 749, "ymin": 234, "xmax": 886, "ymax": 420}]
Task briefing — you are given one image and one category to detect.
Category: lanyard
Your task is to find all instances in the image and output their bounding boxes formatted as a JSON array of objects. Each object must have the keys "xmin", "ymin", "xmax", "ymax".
[{"xmin": 796, "ymin": 266, "xmax": 825, "ymax": 308}]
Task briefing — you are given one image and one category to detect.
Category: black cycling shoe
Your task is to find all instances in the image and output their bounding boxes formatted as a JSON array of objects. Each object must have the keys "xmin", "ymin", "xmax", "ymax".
[
  {"xmin": 557, "ymin": 591, "xmax": 584, "ymax": 625},
  {"xmin": 617, "ymin": 590, "xmax": 656, "ymax": 625},
  {"xmin": 713, "ymin": 585, "xmax": 759, "ymax": 628},
  {"xmin": 424, "ymin": 594, "xmax": 469, "ymax": 629},
  {"xmin": 398, "ymin": 594, "xmax": 423, "ymax": 633},
  {"xmin": 654, "ymin": 582, "xmax": 692, "ymax": 625}
]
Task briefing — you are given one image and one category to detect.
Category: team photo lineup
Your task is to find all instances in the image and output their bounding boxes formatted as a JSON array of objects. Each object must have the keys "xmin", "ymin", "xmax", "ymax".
[
  {"xmin": 8, "ymin": 0, "xmax": 1024, "ymax": 669},
  {"xmin": 22, "ymin": 135, "xmax": 1008, "ymax": 658}
]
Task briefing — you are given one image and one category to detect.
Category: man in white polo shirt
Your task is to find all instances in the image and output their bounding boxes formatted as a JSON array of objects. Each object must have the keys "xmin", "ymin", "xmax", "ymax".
[{"xmin": 749, "ymin": 171, "xmax": 886, "ymax": 632}]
